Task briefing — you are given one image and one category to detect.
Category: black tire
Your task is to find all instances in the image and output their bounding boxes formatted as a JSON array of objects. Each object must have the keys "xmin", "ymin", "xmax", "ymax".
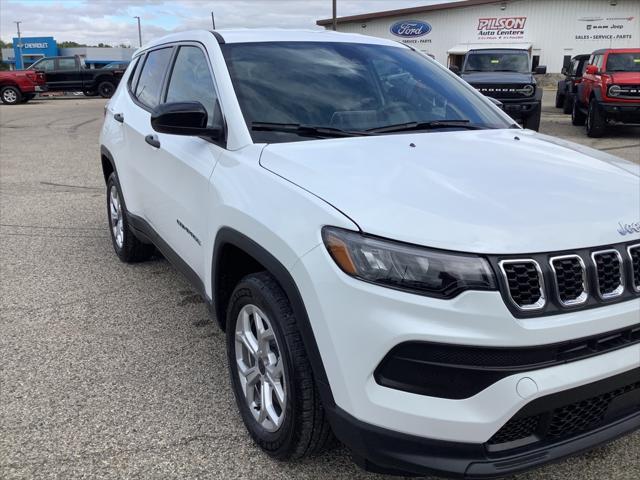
[
  {"xmin": 0, "ymin": 86, "xmax": 22, "ymax": 105},
  {"xmin": 226, "ymin": 272, "xmax": 334, "ymax": 460},
  {"xmin": 586, "ymin": 98, "xmax": 606, "ymax": 138},
  {"xmin": 522, "ymin": 104, "xmax": 541, "ymax": 131},
  {"xmin": 555, "ymin": 90, "xmax": 565, "ymax": 109},
  {"xmin": 97, "ymin": 81, "xmax": 116, "ymax": 98},
  {"xmin": 572, "ymin": 99, "xmax": 587, "ymax": 126},
  {"xmin": 83, "ymin": 89, "xmax": 97, "ymax": 97},
  {"xmin": 562, "ymin": 93, "xmax": 573, "ymax": 114},
  {"xmin": 106, "ymin": 172, "xmax": 155, "ymax": 263},
  {"xmin": 21, "ymin": 93, "xmax": 35, "ymax": 103}
]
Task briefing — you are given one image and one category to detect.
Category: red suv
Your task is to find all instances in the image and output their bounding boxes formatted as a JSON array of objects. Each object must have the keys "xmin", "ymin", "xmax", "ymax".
[
  {"xmin": 572, "ymin": 48, "xmax": 640, "ymax": 137},
  {"xmin": 0, "ymin": 69, "xmax": 47, "ymax": 105}
]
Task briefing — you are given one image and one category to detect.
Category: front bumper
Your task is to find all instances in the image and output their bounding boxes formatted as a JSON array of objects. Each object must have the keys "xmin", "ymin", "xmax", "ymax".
[
  {"xmin": 599, "ymin": 102, "xmax": 640, "ymax": 123},
  {"xmin": 330, "ymin": 368, "xmax": 640, "ymax": 478},
  {"xmin": 292, "ymin": 243, "xmax": 640, "ymax": 475},
  {"xmin": 499, "ymin": 99, "xmax": 540, "ymax": 119}
]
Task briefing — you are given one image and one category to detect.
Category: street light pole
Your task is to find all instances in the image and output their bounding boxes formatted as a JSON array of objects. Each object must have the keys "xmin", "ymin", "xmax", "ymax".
[
  {"xmin": 14, "ymin": 21, "xmax": 22, "ymax": 69},
  {"xmin": 332, "ymin": 0, "xmax": 337, "ymax": 31},
  {"xmin": 211, "ymin": 11, "xmax": 216, "ymax": 30},
  {"xmin": 133, "ymin": 16, "xmax": 142, "ymax": 47}
]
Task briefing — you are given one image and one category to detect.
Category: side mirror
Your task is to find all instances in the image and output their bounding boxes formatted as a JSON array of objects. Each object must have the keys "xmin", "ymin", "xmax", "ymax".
[
  {"xmin": 449, "ymin": 65, "xmax": 461, "ymax": 75},
  {"xmin": 534, "ymin": 65, "xmax": 547, "ymax": 75},
  {"xmin": 487, "ymin": 97, "xmax": 504, "ymax": 110},
  {"xmin": 151, "ymin": 101, "xmax": 223, "ymax": 139},
  {"xmin": 585, "ymin": 64, "xmax": 598, "ymax": 75}
]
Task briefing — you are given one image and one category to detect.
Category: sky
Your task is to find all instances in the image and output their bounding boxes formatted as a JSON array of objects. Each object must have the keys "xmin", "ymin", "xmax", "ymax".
[{"xmin": 0, "ymin": 0, "xmax": 459, "ymax": 46}]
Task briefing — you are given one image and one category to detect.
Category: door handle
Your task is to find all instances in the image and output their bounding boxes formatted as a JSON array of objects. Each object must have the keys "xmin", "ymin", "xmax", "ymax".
[
  {"xmin": 113, "ymin": 113, "xmax": 124, "ymax": 123},
  {"xmin": 145, "ymin": 134, "xmax": 161, "ymax": 148}
]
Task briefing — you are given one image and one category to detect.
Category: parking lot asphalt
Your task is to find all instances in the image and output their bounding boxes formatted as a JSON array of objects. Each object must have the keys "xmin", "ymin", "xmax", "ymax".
[{"xmin": 1, "ymin": 94, "xmax": 639, "ymax": 480}]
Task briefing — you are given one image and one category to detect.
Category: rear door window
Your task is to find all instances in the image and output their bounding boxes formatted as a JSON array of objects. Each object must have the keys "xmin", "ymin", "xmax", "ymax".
[
  {"xmin": 134, "ymin": 47, "xmax": 173, "ymax": 109},
  {"xmin": 57, "ymin": 58, "xmax": 76, "ymax": 70}
]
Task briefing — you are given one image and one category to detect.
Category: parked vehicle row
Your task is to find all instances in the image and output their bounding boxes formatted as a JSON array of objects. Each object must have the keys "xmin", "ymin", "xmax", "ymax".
[{"xmin": 556, "ymin": 48, "xmax": 640, "ymax": 137}]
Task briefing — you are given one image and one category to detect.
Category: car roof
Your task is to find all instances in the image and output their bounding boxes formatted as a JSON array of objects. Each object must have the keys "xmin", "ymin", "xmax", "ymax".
[
  {"xmin": 592, "ymin": 48, "xmax": 640, "ymax": 55},
  {"xmin": 139, "ymin": 28, "xmax": 406, "ymax": 53}
]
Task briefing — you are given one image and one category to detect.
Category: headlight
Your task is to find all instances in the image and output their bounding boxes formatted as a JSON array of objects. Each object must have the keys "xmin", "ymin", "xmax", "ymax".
[
  {"xmin": 608, "ymin": 85, "xmax": 621, "ymax": 97},
  {"xmin": 322, "ymin": 227, "xmax": 497, "ymax": 299}
]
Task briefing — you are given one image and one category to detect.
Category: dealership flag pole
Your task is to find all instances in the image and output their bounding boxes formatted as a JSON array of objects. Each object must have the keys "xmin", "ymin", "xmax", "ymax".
[
  {"xmin": 14, "ymin": 21, "xmax": 22, "ymax": 69},
  {"xmin": 211, "ymin": 11, "xmax": 216, "ymax": 29},
  {"xmin": 332, "ymin": 0, "xmax": 337, "ymax": 31},
  {"xmin": 134, "ymin": 16, "xmax": 142, "ymax": 47}
]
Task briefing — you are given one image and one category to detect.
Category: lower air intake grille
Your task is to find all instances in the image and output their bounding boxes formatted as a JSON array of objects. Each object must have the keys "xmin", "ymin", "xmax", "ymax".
[
  {"xmin": 488, "ymin": 375, "xmax": 640, "ymax": 450},
  {"xmin": 499, "ymin": 260, "xmax": 545, "ymax": 310},
  {"xmin": 592, "ymin": 250, "xmax": 624, "ymax": 299}
]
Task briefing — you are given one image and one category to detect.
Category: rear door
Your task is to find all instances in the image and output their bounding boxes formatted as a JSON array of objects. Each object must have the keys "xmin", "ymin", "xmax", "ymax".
[
  {"xmin": 143, "ymin": 43, "xmax": 225, "ymax": 275},
  {"xmin": 53, "ymin": 57, "xmax": 80, "ymax": 90}
]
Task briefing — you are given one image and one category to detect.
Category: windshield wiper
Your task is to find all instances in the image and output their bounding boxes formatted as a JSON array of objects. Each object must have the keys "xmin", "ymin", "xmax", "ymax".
[
  {"xmin": 366, "ymin": 120, "xmax": 491, "ymax": 134},
  {"xmin": 251, "ymin": 122, "xmax": 370, "ymax": 138}
]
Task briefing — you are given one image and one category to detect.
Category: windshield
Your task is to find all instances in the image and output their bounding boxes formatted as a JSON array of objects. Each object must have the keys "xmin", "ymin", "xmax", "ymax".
[
  {"xmin": 221, "ymin": 42, "xmax": 512, "ymax": 142},
  {"xmin": 605, "ymin": 52, "xmax": 640, "ymax": 72},
  {"xmin": 464, "ymin": 51, "xmax": 530, "ymax": 73}
]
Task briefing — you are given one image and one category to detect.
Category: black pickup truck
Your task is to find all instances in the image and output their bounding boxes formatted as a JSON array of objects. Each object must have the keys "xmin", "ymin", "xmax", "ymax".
[
  {"xmin": 27, "ymin": 56, "xmax": 124, "ymax": 98},
  {"xmin": 453, "ymin": 48, "xmax": 546, "ymax": 131}
]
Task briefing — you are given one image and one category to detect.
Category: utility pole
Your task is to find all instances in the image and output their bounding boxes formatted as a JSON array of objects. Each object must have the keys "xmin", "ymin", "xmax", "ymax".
[
  {"xmin": 133, "ymin": 16, "xmax": 142, "ymax": 47},
  {"xmin": 211, "ymin": 11, "xmax": 216, "ymax": 30},
  {"xmin": 332, "ymin": 0, "xmax": 337, "ymax": 31},
  {"xmin": 14, "ymin": 21, "xmax": 22, "ymax": 69}
]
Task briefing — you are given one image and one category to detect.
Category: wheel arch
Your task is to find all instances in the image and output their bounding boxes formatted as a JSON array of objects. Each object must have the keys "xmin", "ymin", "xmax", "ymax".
[
  {"xmin": 212, "ymin": 226, "xmax": 335, "ymax": 407},
  {"xmin": 100, "ymin": 145, "xmax": 116, "ymax": 184}
]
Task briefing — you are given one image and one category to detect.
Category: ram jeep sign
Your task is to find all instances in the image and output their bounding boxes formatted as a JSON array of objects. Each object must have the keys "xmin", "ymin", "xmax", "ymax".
[
  {"xmin": 477, "ymin": 16, "xmax": 527, "ymax": 40},
  {"xmin": 390, "ymin": 20, "xmax": 432, "ymax": 38}
]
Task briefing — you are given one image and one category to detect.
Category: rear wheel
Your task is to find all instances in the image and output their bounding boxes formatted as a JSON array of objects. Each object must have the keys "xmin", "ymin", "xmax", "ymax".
[
  {"xmin": 0, "ymin": 86, "xmax": 22, "ymax": 105},
  {"xmin": 562, "ymin": 93, "xmax": 573, "ymax": 114},
  {"xmin": 98, "ymin": 81, "xmax": 115, "ymax": 98},
  {"xmin": 106, "ymin": 172, "xmax": 155, "ymax": 262},
  {"xmin": 555, "ymin": 90, "xmax": 565, "ymax": 108},
  {"xmin": 227, "ymin": 272, "xmax": 334, "ymax": 460},
  {"xmin": 586, "ymin": 98, "xmax": 606, "ymax": 138},
  {"xmin": 572, "ymin": 99, "xmax": 587, "ymax": 126}
]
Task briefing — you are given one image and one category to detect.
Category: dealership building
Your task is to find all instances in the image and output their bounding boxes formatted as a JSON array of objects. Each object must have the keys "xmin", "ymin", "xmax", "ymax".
[
  {"xmin": 1, "ymin": 37, "xmax": 135, "ymax": 70},
  {"xmin": 317, "ymin": 0, "xmax": 639, "ymax": 72}
]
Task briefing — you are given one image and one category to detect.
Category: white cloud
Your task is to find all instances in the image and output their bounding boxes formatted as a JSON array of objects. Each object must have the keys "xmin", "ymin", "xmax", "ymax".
[{"xmin": 0, "ymin": 0, "xmax": 457, "ymax": 45}]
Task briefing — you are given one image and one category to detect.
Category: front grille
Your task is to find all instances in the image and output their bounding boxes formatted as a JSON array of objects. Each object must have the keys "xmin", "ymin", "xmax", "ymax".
[
  {"xmin": 610, "ymin": 85, "xmax": 640, "ymax": 99},
  {"xmin": 592, "ymin": 249, "xmax": 624, "ymax": 299},
  {"xmin": 493, "ymin": 242, "xmax": 638, "ymax": 317},
  {"xmin": 550, "ymin": 255, "xmax": 587, "ymax": 306},
  {"xmin": 475, "ymin": 84, "xmax": 534, "ymax": 99},
  {"xmin": 488, "ymin": 374, "xmax": 640, "ymax": 450},
  {"xmin": 629, "ymin": 245, "xmax": 640, "ymax": 292},
  {"xmin": 499, "ymin": 260, "xmax": 545, "ymax": 310}
]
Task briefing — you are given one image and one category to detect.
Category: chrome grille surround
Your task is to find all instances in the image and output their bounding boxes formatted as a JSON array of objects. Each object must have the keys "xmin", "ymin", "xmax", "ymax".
[
  {"xmin": 591, "ymin": 249, "xmax": 625, "ymax": 300},
  {"xmin": 498, "ymin": 259, "xmax": 546, "ymax": 311},
  {"xmin": 549, "ymin": 254, "xmax": 588, "ymax": 307}
]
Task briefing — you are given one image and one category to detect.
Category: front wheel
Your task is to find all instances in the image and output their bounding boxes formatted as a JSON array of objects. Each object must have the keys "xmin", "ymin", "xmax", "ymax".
[
  {"xmin": 562, "ymin": 93, "xmax": 573, "ymax": 114},
  {"xmin": 522, "ymin": 105, "xmax": 541, "ymax": 131},
  {"xmin": 586, "ymin": 98, "xmax": 606, "ymax": 138},
  {"xmin": 97, "ymin": 81, "xmax": 115, "ymax": 98},
  {"xmin": 227, "ymin": 272, "xmax": 334, "ymax": 460},
  {"xmin": 83, "ymin": 89, "xmax": 97, "ymax": 97},
  {"xmin": 0, "ymin": 86, "xmax": 22, "ymax": 105}
]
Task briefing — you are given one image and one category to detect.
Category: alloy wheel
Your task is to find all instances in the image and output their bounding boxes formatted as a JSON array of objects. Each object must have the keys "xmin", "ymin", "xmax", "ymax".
[
  {"xmin": 3, "ymin": 89, "xmax": 17, "ymax": 103},
  {"xmin": 234, "ymin": 304, "xmax": 287, "ymax": 432},
  {"xmin": 109, "ymin": 185, "xmax": 124, "ymax": 248}
]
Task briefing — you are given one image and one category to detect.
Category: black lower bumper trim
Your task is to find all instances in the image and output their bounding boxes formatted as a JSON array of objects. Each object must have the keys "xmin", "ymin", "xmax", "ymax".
[{"xmin": 326, "ymin": 368, "xmax": 640, "ymax": 478}]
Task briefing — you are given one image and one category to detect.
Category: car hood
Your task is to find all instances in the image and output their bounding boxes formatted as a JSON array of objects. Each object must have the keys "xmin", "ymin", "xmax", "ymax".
[
  {"xmin": 461, "ymin": 71, "xmax": 535, "ymax": 84},
  {"xmin": 608, "ymin": 71, "xmax": 640, "ymax": 84},
  {"xmin": 260, "ymin": 129, "xmax": 640, "ymax": 254}
]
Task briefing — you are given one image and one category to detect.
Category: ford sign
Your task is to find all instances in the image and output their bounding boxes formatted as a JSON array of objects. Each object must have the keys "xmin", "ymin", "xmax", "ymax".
[{"xmin": 390, "ymin": 20, "xmax": 432, "ymax": 38}]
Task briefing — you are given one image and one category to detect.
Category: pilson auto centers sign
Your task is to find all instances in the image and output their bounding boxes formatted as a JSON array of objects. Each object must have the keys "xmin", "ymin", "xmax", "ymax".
[{"xmin": 477, "ymin": 16, "xmax": 527, "ymax": 40}]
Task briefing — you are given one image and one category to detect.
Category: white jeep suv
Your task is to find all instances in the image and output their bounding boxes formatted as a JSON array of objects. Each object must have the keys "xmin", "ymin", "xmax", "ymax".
[{"xmin": 100, "ymin": 29, "xmax": 640, "ymax": 478}]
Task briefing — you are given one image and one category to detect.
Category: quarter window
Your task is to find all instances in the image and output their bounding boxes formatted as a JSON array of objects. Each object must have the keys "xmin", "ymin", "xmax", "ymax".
[
  {"xmin": 135, "ymin": 47, "xmax": 173, "ymax": 109},
  {"xmin": 165, "ymin": 46, "xmax": 220, "ymax": 127}
]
